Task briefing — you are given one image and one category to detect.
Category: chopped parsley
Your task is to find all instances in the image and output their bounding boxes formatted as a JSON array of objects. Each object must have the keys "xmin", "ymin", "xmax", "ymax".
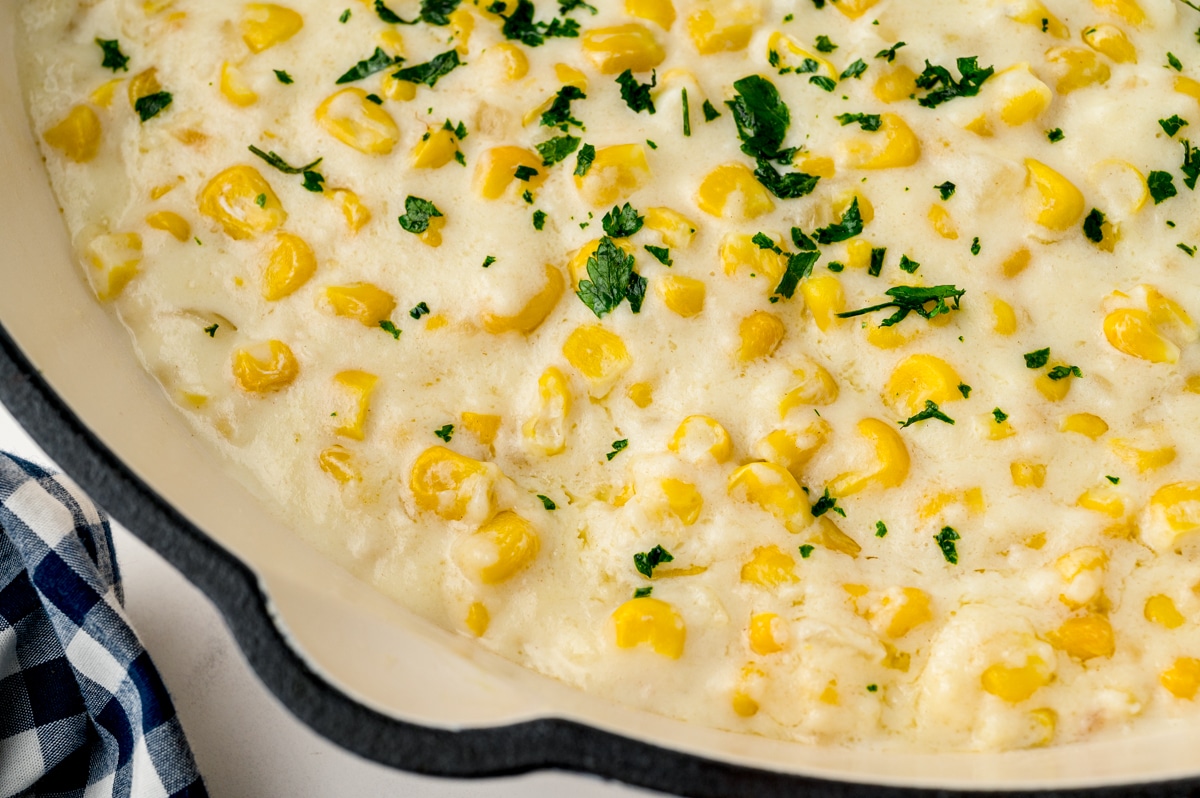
[
  {"xmin": 875, "ymin": 521, "xmax": 888, "ymax": 538},
  {"xmin": 606, "ymin": 439, "xmax": 630, "ymax": 461},
  {"xmin": 1047, "ymin": 364, "xmax": 1083, "ymax": 380},
  {"xmin": 616, "ymin": 69, "xmax": 657, "ymax": 114},
  {"xmin": 913, "ymin": 56, "xmax": 995, "ymax": 108},
  {"xmin": 1047, "ymin": 127, "xmax": 1064, "ymax": 142},
  {"xmin": 482, "ymin": 255, "xmax": 496, "ymax": 268},
  {"xmin": 576, "ymin": 237, "xmax": 646, "ymax": 317},
  {"xmin": 957, "ymin": 383, "xmax": 971, "ymax": 398},
  {"xmin": 488, "ymin": 0, "xmax": 581, "ymax": 47},
  {"xmin": 868, "ymin": 246, "xmax": 887, "ymax": 277},
  {"xmin": 992, "ymin": 408, "xmax": 1008, "ymax": 424},
  {"xmin": 633, "ymin": 586, "xmax": 653, "ymax": 599},
  {"xmin": 827, "ymin": 261, "xmax": 845, "ymax": 272},
  {"xmin": 274, "ymin": 69, "xmax": 294, "ymax": 84},
  {"xmin": 574, "ymin": 143, "xmax": 596, "ymax": 176},
  {"xmin": 374, "ymin": 0, "xmax": 463, "ymax": 25},
  {"xmin": 1181, "ymin": 243, "xmax": 1196, "ymax": 256},
  {"xmin": 602, "ymin": 203, "xmax": 644, "ymax": 238},
  {"xmin": 301, "ymin": 171, "xmax": 325, "ymax": 192},
  {"xmin": 134, "ymin": 91, "xmax": 172, "ymax": 122},
  {"xmin": 840, "ymin": 59, "xmax": 868, "ymax": 80},
  {"xmin": 96, "ymin": 38, "xmax": 130, "ymax": 72},
  {"xmin": 815, "ymin": 35, "xmax": 838, "ymax": 52},
  {"xmin": 899, "ymin": 255, "xmax": 920, "ymax": 273},
  {"xmin": 753, "ymin": 160, "xmax": 821, "ymax": 199},
  {"xmin": 1083, "ymin": 209, "xmax": 1107, "ymax": 243},
  {"xmin": 1161, "ymin": 115, "xmax": 1189, "ymax": 137},
  {"xmin": 535, "ymin": 134, "xmax": 580, "ymax": 166},
  {"xmin": 809, "ymin": 75, "xmax": 837, "ymax": 92},
  {"xmin": 799, "ymin": 544, "xmax": 815, "ymax": 559},
  {"xmin": 203, "ymin": 323, "xmax": 219, "ymax": 337},
  {"xmin": 514, "ymin": 165, "xmax": 539, "ymax": 181},
  {"xmin": 339, "ymin": 8, "xmax": 351, "ymax": 22},
  {"xmin": 644, "ymin": 245, "xmax": 672, "ymax": 266},
  {"xmin": 393, "ymin": 50, "xmax": 462, "ymax": 87},
  {"xmin": 1024, "ymin": 348, "xmax": 1051, "ymax": 369},
  {"xmin": 875, "ymin": 41, "xmax": 906, "ymax": 62},
  {"xmin": 867, "ymin": 684, "xmax": 879, "ymax": 693},
  {"xmin": 1182, "ymin": 139, "xmax": 1200, "ymax": 189},
  {"xmin": 726, "ymin": 75, "xmax": 793, "ymax": 161},
  {"xmin": 814, "ymin": 197, "xmax": 864, "ymax": 243},
  {"xmin": 1105, "ymin": 475, "xmax": 1120, "ymax": 485},
  {"xmin": 537, "ymin": 494, "xmax": 557, "ymax": 510},
  {"xmin": 970, "ymin": 237, "xmax": 981, "ymax": 255},
  {"xmin": 379, "ymin": 320, "xmax": 402, "ymax": 339},
  {"xmin": 254, "ymin": 193, "xmax": 267, "ymax": 208},
  {"xmin": 1148, "ymin": 171, "xmax": 1178, "ymax": 204},
  {"xmin": 899, "ymin": 400, "xmax": 955, "ymax": 428},
  {"xmin": 336, "ymin": 47, "xmax": 401, "ymax": 84},
  {"xmin": 248, "ymin": 145, "xmax": 322, "ymax": 174},
  {"xmin": 409, "ymin": 301, "xmax": 431, "ymax": 319},
  {"xmin": 838, "ymin": 284, "xmax": 965, "ymax": 327},
  {"xmin": 811, "ymin": 488, "xmax": 846, "ymax": 518},
  {"xmin": 935, "ymin": 526, "xmax": 960, "ymax": 564},
  {"xmin": 532, "ymin": 209, "xmax": 547, "ymax": 230},
  {"xmin": 702, "ymin": 99, "xmax": 721, "ymax": 121},
  {"xmin": 1169, "ymin": 52, "xmax": 1184, "ymax": 72},
  {"xmin": 935, "ymin": 181, "xmax": 956, "ymax": 200},
  {"xmin": 397, "ymin": 195, "xmax": 442, "ymax": 234},
  {"xmin": 835, "ymin": 112, "xmax": 882, "ymax": 131},
  {"xmin": 522, "ymin": 189, "xmax": 534, "ymax": 204},
  {"xmin": 541, "ymin": 85, "xmax": 586, "ymax": 130},
  {"xmin": 558, "ymin": 0, "xmax": 597, "ymax": 14},
  {"xmin": 682, "ymin": 88, "xmax": 691, "ymax": 136},
  {"xmin": 434, "ymin": 424, "xmax": 454, "ymax": 442},
  {"xmin": 634, "ymin": 544, "xmax": 673, "ymax": 577}
]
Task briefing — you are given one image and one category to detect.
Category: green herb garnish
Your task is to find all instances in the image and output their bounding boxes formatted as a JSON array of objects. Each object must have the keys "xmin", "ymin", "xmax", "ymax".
[
  {"xmin": 835, "ymin": 112, "xmax": 882, "ymax": 131},
  {"xmin": 134, "ymin": 91, "xmax": 172, "ymax": 122},
  {"xmin": 1149, "ymin": 171, "xmax": 1178, "ymax": 204},
  {"xmin": 248, "ymin": 145, "xmax": 322, "ymax": 174},
  {"xmin": 1083, "ymin": 209, "xmax": 1106, "ymax": 243},
  {"xmin": 301, "ymin": 171, "xmax": 325, "ymax": 192},
  {"xmin": 1182, "ymin": 139, "xmax": 1200, "ymax": 189},
  {"xmin": 875, "ymin": 521, "xmax": 888, "ymax": 538},
  {"xmin": 811, "ymin": 488, "xmax": 845, "ymax": 518},
  {"xmin": 535, "ymin": 134, "xmax": 580, "ymax": 166},
  {"xmin": 1106, "ymin": 475, "xmax": 1120, "ymax": 485},
  {"xmin": 616, "ymin": 69, "xmax": 657, "ymax": 114},
  {"xmin": 634, "ymin": 544, "xmax": 673, "ymax": 577},
  {"xmin": 935, "ymin": 181, "xmax": 956, "ymax": 200},
  {"xmin": 96, "ymin": 39, "xmax": 130, "ymax": 72},
  {"xmin": 576, "ymin": 237, "xmax": 645, "ymax": 317},
  {"xmin": 393, "ymin": 49, "xmax": 462, "ymax": 87},
  {"xmin": 482, "ymin": 255, "xmax": 496, "ymax": 268},
  {"xmin": 682, "ymin": 88, "xmax": 691, "ymax": 136},
  {"xmin": 1161, "ymin": 115, "xmax": 1189, "ymax": 137},
  {"xmin": 644, "ymin": 245, "xmax": 672, "ymax": 266},
  {"xmin": 809, "ymin": 75, "xmax": 837, "ymax": 91},
  {"xmin": 914, "ymin": 56, "xmax": 994, "ymax": 107},
  {"xmin": 633, "ymin": 586, "xmax": 653, "ymax": 598},
  {"xmin": 1024, "ymin": 348, "xmax": 1050, "ymax": 369},
  {"xmin": 814, "ymin": 197, "xmax": 863, "ymax": 243},
  {"xmin": 957, "ymin": 383, "xmax": 971, "ymax": 398},
  {"xmin": 574, "ymin": 143, "xmax": 596, "ymax": 176},
  {"xmin": 397, "ymin": 195, "xmax": 442, "ymax": 234},
  {"xmin": 876, "ymin": 41, "xmax": 906, "ymax": 62},
  {"xmin": 380, "ymin": 320, "xmax": 402, "ymax": 339},
  {"xmin": 868, "ymin": 247, "xmax": 887, "ymax": 277},
  {"xmin": 970, "ymin": 237, "xmax": 981, "ymax": 255},
  {"xmin": 899, "ymin": 400, "xmax": 955, "ymax": 428},
  {"xmin": 1169, "ymin": 52, "xmax": 1184, "ymax": 71},
  {"xmin": 336, "ymin": 47, "xmax": 401, "ymax": 84},
  {"xmin": 203, "ymin": 323, "xmax": 219, "ymax": 337},
  {"xmin": 1047, "ymin": 127, "xmax": 1064, "ymax": 142},
  {"xmin": 532, "ymin": 209, "xmax": 547, "ymax": 230},
  {"xmin": 815, "ymin": 34, "xmax": 838, "ymax": 52},
  {"xmin": 702, "ymin": 99, "xmax": 721, "ymax": 121},
  {"xmin": 274, "ymin": 69, "xmax": 294, "ymax": 84},
  {"xmin": 607, "ymin": 439, "xmax": 630, "ymax": 461},
  {"xmin": 840, "ymin": 59, "xmax": 868, "ymax": 80},
  {"xmin": 838, "ymin": 284, "xmax": 965, "ymax": 327},
  {"xmin": 410, "ymin": 301, "xmax": 431, "ymax": 319},
  {"xmin": 602, "ymin": 203, "xmax": 644, "ymax": 238},
  {"xmin": 992, "ymin": 407, "xmax": 1008, "ymax": 423},
  {"xmin": 935, "ymin": 526, "xmax": 960, "ymax": 564},
  {"xmin": 1047, "ymin": 364, "xmax": 1083, "ymax": 380},
  {"xmin": 899, "ymin": 255, "xmax": 920, "ymax": 273},
  {"xmin": 799, "ymin": 544, "xmax": 815, "ymax": 559},
  {"xmin": 538, "ymin": 494, "xmax": 557, "ymax": 510},
  {"xmin": 489, "ymin": 0, "xmax": 581, "ymax": 47},
  {"xmin": 434, "ymin": 424, "xmax": 454, "ymax": 442}
]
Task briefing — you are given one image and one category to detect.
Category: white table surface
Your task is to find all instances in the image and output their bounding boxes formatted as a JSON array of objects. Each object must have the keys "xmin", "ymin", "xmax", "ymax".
[{"xmin": 0, "ymin": 402, "xmax": 655, "ymax": 797}]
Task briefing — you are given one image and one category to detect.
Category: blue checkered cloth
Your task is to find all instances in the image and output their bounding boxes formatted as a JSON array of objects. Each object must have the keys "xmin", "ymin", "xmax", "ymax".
[{"xmin": 0, "ymin": 452, "xmax": 206, "ymax": 797}]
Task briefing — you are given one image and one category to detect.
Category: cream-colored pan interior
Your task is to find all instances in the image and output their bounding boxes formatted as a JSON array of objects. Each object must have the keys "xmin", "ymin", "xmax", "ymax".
[{"xmin": 3, "ymin": 3, "xmax": 1200, "ymax": 790}]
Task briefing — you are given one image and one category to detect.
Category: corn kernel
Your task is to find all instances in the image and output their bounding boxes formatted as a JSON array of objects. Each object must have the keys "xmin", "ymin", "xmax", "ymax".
[
  {"xmin": 315, "ymin": 88, "xmax": 400, "ymax": 155},
  {"xmin": 523, "ymin": 367, "xmax": 571, "ymax": 456},
  {"xmin": 874, "ymin": 65, "xmax": 918, "ymax": 103},
  {"xmin": 1003, "ymin": 248, "xmax": 1032, "ymax": 278},
  {"xmin": 927, "ymin": 204, "xmax": 959, "ymax": 240},
  {"xmin": 839, "ymin": 114, "xmax": 921, "ymax": 170},
  {"xmin": 1077, "ymin": 486, "xmax": 1125, "ymax": 518},
  {"xmin": 486, "ymin": 42, "xmax": 529, "ymax": 81},
  {"xmin": 581, "ymin": 24, "xmax": 665, "ymax": 73},
  {"xmin": 1082, "ymin": 23, "xmax": 1137, "ymax": 63},
  {"xmin": 728, "ymin": 462, "xmax": 811, "ymax": 534},
  {"xmin": 628, "ymin": 382, "xmax": 654, "ymax": 408},
  {"xmin": 981, "ymin": 656, "xmax": 1052, "ymax": 703},
  {"xmin": 262, "ymin": 232, "xmax": 317, "ymax": 301},
  {"xmin": 829, "ymin": 418, "xmax": 911, "ymax": 496},
  {"xmin": 449, "ymin": 7, "xmax": 473, "ymax": 53},
  {"xmin": 198, "ymin": 165, "xmax": 286, "ymax": 240},
  {"xmin": 1035, "ymin": 368, "xmax": 1074, "ymax": 402},
  {"xmin": 554, "ymin": 62, "xmax": 588, "ymax": 90},
  {"xmin": 127, "ymin": 68, "xmax": 161, "ymax": 108},
  {"xmin": 749, "ymin": 613, "xmax": 785, "ymax": 655},
  {"xmin": 738, "ymin": 312, "xmax": 786, "ymax": 362},
  {"xmin": 686, "ymin": 5, "xmax": 759, "ymax": 54},
  {"xmin": 752, "ymin": 421, "xmax": 831, "ymax": 480},
  {"xmin": 220, "ymin": 61, "xmax": 258, "ymax": 106},
  {"xmin": 411, "ymin": 128, "xmax": 458, "ymax": 169},
  {"xmin": 459, "ymin": 412, "xmax": 501, "ymax": 448},
  {"xmin": 454, "ymin": 511, "xmax": 540, "ymax": 584},
  {"xmin": 232, "ymin": 340, "xmax": 299, "ymax": 393},
  {"xmin": 1147, "ymin": 482, "xmax": 1200, "ymax": 550},
  {"xmin": 84, "ymin": 232, "xmax": 142, "ymax": 300},
  {"xmin": 1145, "ymin": 595, "xmax": 1186, "ymax": 629},
  {"xmin": 409, "ymin": 445, "xmax": 497, "ymax": 522},
  {"xmin": 1061, "ymin": 413, "xmax": 1109, "ymax": 439},
  {"xmin": 1049, "ymin": 614, "xmax": 1115, "ymax": 660},
  {"xmin": 145, "ymin": 210, "xmax": 191, "ymax": 242},
  {"xmin": 325, "ymin": 283, "xmax": 396, "ymax": 326},
  {"xmin": 1146, "ymin": 287, "xmax": 1198, "ymax": 342},
  {"xmin": 1009, "ymin": 0, "xmax": 1069, "ymax": 37},
  {"xmin": 801, "ymin": 276, "xmax": 845, "ymax": 332},
  {"xmin": 669, "ymin": 415, "xmax": 733, "ymax": 464},
  {"xmin": 331, "ymin": 370, "xmax": 377, "ymax": 440},
  {"xmin": 562, "ymin": 325, "xmax": 633, "ymax": 397},
  {"xmin": 882, "ymin": 354, "xmax": 964, "ymax": 417},
  {"xmin": 796, "ymin": 154, "xmax": 836, "ymax": 178},
  {"xmin": 612, "ymin": 597, "xmax": 686, "ymax": 658},
  {"xmin": 626, "ymin": 0, "xmax": 675, "ymax": 29},
  {"xmin": 1045, "ymin": 46, "xmax": 1111, "ymax": 94},
  {"xmin": 881, "ymin": 587, "xmax": 933, "ymax": 638},
  {"xmin": 574, "ymin": 144, "xmax": 651, "ymax": 207},
  {"xmin": 328, "ymin": 188, "xmax": 372, "ymax": 233},
  {"xmin": 1089, "ymin": 160, "xmax": 1148, "ymax": 219},
  {"xmin": 832, "ymin": 0, "xmax": 879, "ymax": 18},
  {"xmin": 1024, "ymin": 159, "xmax": 1085, "ymax": 231},
  {"xmin": 644, "ymin": 206, "xmax": 697, "ymax": 248},
  {"xmin": 731, "ymin": 691, "xmax": 759, "ymax": 717},
  {"xmin": 1104, "ymin": 308, "xmax": 1180, "ymax": 363},
  {"xmin": 1011, "ymin": 461, "xmax": 1047, "ymax": 489},
  {"xmin": 779, "ymin": 363, "xmax": 839, "ymax": 414},
  {"xmin": 482, "ymin": 265, "xmax": 564, "ymax": 334},
  {"xmin": 656, "ymin": 275, "xmax": 706, "ymax": 318},
  {"xmin": 661, "ymin": 478, "xmax": 703, "ymax": 525},
  {"xmin": 380, "ymin": 71, "xmax": 417, "ymax": 101},
  {"xmin": 475, "ymin": 147, "xmax": 547, "ymax": 200},
  {"xmin": 1175, "ymin": 75, "xmax": 1200, "ymax": 107},
  {"xmin": 1162, "ymin": 658, "xmax": 1200, "ymax": 699},
  {"xmin": 696, "ymin": 164, "xmax": 775, "ymax": 220},
  {"xmin": 814, "ymin": 516, "xmax": 861, "ymax": 559},
  {"xmin": 1110, "ymin": 439, "xmax": 1177, "ymax": 472},
  {"xmin": 999, "ymin": 72, "xmax": 1053, "ymax": 127},
  {"xmin": 318, "ymin": 445, "xmax": 361, "ymax": 484},
  {"xmin": 89, "ymin": 78, "xmax": 122, "ymax": 108},
  {"xmin": 740, "ymin": 545, "xmax": 798, "ymax": 588},
  {"xmin": 465, "ymin": 602, "xmax": 490, "ymax": 637},
  {"xmin": 1092, "ymin": 0, "xmax": 1145, "ymax": 26},
  {"xmin": 240, "ymin": 3, "xmax": 303, "ymax": 52},
  {"xmin": 43, "ymin": 104, "xmax": 102, "ymax": 163},
  {"xmin": 719, "ymin": 233, "xmax": 788, "ymax": 286}
]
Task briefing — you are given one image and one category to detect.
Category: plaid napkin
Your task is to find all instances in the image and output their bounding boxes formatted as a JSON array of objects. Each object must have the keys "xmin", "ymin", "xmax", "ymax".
[{"xmin": 0, "ymin": 452, "xmax": 206, "ymax": 797}]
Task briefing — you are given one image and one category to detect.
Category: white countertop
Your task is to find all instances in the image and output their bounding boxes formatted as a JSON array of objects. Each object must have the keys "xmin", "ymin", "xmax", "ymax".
[{"xmin": 0, "ymin": 403, "xmax": 654, "ymax": 797}]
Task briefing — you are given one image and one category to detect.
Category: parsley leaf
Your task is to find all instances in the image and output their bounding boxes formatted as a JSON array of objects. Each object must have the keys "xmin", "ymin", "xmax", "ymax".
[
  {"xmin": 633, "ymin": 544, "xmax": 672, "ymax": 577},
  {"xmin": 992, "ymin": 408, "xmax": 1008, "ymax": 423},
  {"xmin": 837, "ymin": 284, "xmax": 966, "ymax": 327},
  {"xmin": 835, "ymin": 112, "xmax": 882, "ymax": 131},
  {"xmin": 535, "ymin": 134, "xmax": 580, "ymax": 166},
  {"xmin": 799, "ymin": 544, "xmax": 815, "ymax": 559},
  {"xmin": 537, "ymin": 494, "xmax": 557, "ymax": 510},
  {"xmin": 339, "ymin": 8, "xmax": 351, "ymax": 22},
  {"xmin": 248, "ymin": 145, "xmax": 322, "ymax": 174},
  {"xmin": 1148, "ymin": 170, "xmax": 1178, "ymax": 204},
  {"xmin": 301, "ymin": 170, "xmax": 325, "ymax": 192},
  {"xmin": 532, "ymin": 209, "xmax": 547, "ymax": 230},
  {"xmin": 1024, "ymin": 348, "xmax": 1051, "ymax": 368},
  {"xmin": 775, "ymin": 251, "xmax": 820, "ymax": 299},
  {"xmin": 809, "ymin": 75, "xmax": 837, "ymax": 92},
  {"xmin": 393, "ymin": 49, "xmax": 461, "ymax": 87},
  {"xmin": 957, "ymin": 383, "xmax": 971, "ymax": 398},
  {"xmin": 576, "ymin": 237, "xmax": 645, "ymax": 317},
  {"xmin": 753, "ymin": 160, "xmax": 821, "ymax": 199},
  {"xmin": 913, "ymin": 56, "xmax": 995, "ymax": 107},
  {"xmin": 419, "ymin": 0, "xmax": 463, "ymax": 25},
  {"xmin": 274, "ymin": 69, "xmax": 294, "ymax": 84},
  {"xmin": 1161, "ymin": 115, "xmax": 1189, "ymax": 137},
  {"xmin": 489, "ymin": 0, "xmax": 580, "ymax": 47},
  {"xmin": 1083, "ymin": 208, "xmax": 1106, "ymax": 243},
  {"xmin": 514, "ymin": 165, "xmax": 539, "ymax": 181},
  {"xmin": 840, "ymin": 58, "xmax": 868, "ymax": 80},
  {"xmin": 726, "ymin": 75, "xmax": 791, "ymax": 160},
  {"xmin": 607, "ymin": 439, "xmax": 630, "ymax": 461},
  {"xmin": 935, "ymin": 527, "xmax": 960, "ymax": 564},
  {"xmin": 935, "ymin": 181, "xmax": 956, "ymax": 200},
  {"xmin": 397, "ymin": 195, "xmax": 443, "ymax": 234},
  {"xmin": 602, "ymin": 203, "xmax": 644, "ymax": 238},
  {"xmin": 616, "ymin": 69, "xmax": 657, "ymax": 114},
  {"xmin": 868, "ymin": 246, "xmax": 887, "ymax": 277},
  {"xmin": 875, "ymin": 521, "xmax": 888, "ymax": 538},
  {"xmin": 374, "ymin": 0, "xmax": 415, "ymax": 23},
  {"xmin": 203, "ymin": 323, "xmax": 219, "ymax": 337},
  {"xmin": 410, "ymin": 301, "xmax": 431, "ymax": 319},
  {"xmin": 434, "ymin": 424, "xmax": 454, "ymax": 442},
  {"xmin": 811, "ymin": 488, "xmax": 845, "ymax": 517},
  {"xmin": 380, "ymin": 320, "xmax": 402, "ymax": 339},
  {"xmin": 1183, "ymin": 139, "xmax": 1200, "ymax": 189},
  {"xmin": 814, "ymin": 197, "xmax": 863, "ymax": 243},
  {"xmin": 336, "ymin": 47, "xmax": 401, "ymax": 84},
  {"xmin": 559, "ymin": 0, "xmax": 596, "ymax": 13},
  {"xmin": 1105, "ymin": 475, "xmax": 1120, "ymax": 485},
  {"xmin": 899, "ymin": 255, "xmax": 920, "ymax": 273},
  {"xmin": 644, "ymin": 245, "xmax": 672, "ymax": 266},
  {"xmin": 540, "ymin": 85, "xmax": 586, "ymax": 130},
  {"xmin": 633, "ymin": 586, "xmax": 653, "ymax": 598},
  {"xmin": 682, "ymin": 88, "xmax": 691, "ymax": 136},
  {"xmin": 96, "ymin": 38, "xmax": 130, "ymax": 72},
  {"xmin": 1047, "ymin": 127, "xmax": 1064, "ymax": 142},
  {"xmin": 970, "ymin": 237, "xmax": 982, "ymax": 255},
  {"xmin": 134, "ymin": 91, "xmax": 172, "ymax": 122},
  {"xmin": 815, "ymin": 34, "xmax": 838, "ymax": 52},
  {"xmin": 574, "ymin": 143, "xmax": 596, "ymax": 176},
  {"xmin": 482, "ymin": 255, "xmax": 496, "ymax": 268},
  {"xmin": 702, "ymin": 99, "xmax": 721, "ymax": 121},
  {"xmin": 1047, "ymin": 365, "xmax": 1083, "ymax": 380},
  {"xmin": 876, "ymin": 41, "xmax": 906, "ymax": 62},
  {"xmin": 899, "ymin": 399, "xmax": 955, "ymax": 428},
  {"xmin": 1169, "ymin": 52, "xmax": 1184, "ymax": 71}
]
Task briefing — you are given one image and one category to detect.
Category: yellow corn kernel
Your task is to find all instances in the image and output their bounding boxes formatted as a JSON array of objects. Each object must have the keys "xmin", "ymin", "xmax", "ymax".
[
  {"xmin": 475, "ymin": 146, "xmax": 547, "ymax": 200},
  {"xmin": 752, "ymin": 421, "xmax": 831, "ymax": 480},
  {"xmin": 318, "ymin": 445, "xmax": 360, "ymax": 484},
  {"xmin": 829, "ymin": 418, "xmax": 911, "ymax": 496},
  {"xmin": 628, "ymin": 382, "xmax": 654, "ymax": 408},
  {"xmin": 581, "ymin": 23, "xmax": 665, "ymax": 73},
  {"xmin": 1082, "ymin": 23, "xmax": 1137, "ymax": 63},
  {"xmin": 874, "ymin": 65, "xmax": 918, "ymax": 104},
  {"xmin": 1092, "ymin": 0, "xmax": 1145, "ymax": 25},
  {"xmin": 150, "ymin": 181, "xmax": 180, "ymax": 202},
  {"xmin": 1110, "ymin": 440, "xmax": 1177, "ymax": 473},
  {"xmin": 981, "ymin": 656, "xmax": 1052, "ymax": 703},
  {"xmin": 409, "ymin": 445, "xmax": 497, "ymax": 522},
  {"xmin": 455, "ymin": 511, "xmax": 540, "ymax": 584},
  {"xmin": 719, "ymin": 233, "xmax": 788, "ymax": 285},
  {"xmin": 1175, "ymin": 75, "xmax": 1200, "ymax": 108},
  {"xmin": 986, "ymin": 415, "xmax": 1016, "ymax": 440},
  {"xmin": 380, "ymin": 71, "xmax": 417, "ymax": 101},
  {"xmin": 1045, "ymin": 46, "xmax": 1111, "ymax": 94},
  {"xmin": 232, "ymin": 340, "xmax": 299, "ymax": 393},
  {"xmin": 661, "ymin": 478, "xmax": 703, "ymax": 525},
  {"xmin": 1035, "ymin": 368, "xmax": 1074, "ymax": 402},
  {"xmin": 731, "ymin": 691, "xmax": 759, "ymax": 717},
  {"xmin": 738, "ymin": 312, "xmax": 785, "ymax": 362},
  {"xmin": 89, "ymin": 78, "xmax": 122, "ymax": 108},
  {"xmin": 1050, "ymin": 614, "xmax": 1115, "ymax": 660},
  {"xmin": 801, "ymin": 276, "xmax": 845, "ymax": 332},
  {"xmin": 815, "ymin": 516, "xmax": 862, "ymax": 559},
  {"xmin": 779, "ymin": 363, "xmax": 839, "ymax": 414},
  {"xmin": 219, "ymin": 61, "xmax": 257, "ymax": 106},
  {"xmin": 418, "ymin": 215, "xmax": 446, "ymax": 248},
  {"xmin": 553, "ymin": 62, "xmax": 588, "ymax": 91},
  {"xmin": 327, "ymin": 188, "xmax": 371, "ymax": 233},
  {"xmin": 748, "ymin": 613, "xmax": 784, "ymax": 655},
  {"xmin": 127, "ymin": 68, "xmax": 161, "ymax": 108},
  {"xmin": 1148, "ymin": 482, "xmax": 1200, "ymax": 550},
  {"xmin": 866, "ymin": 322, "xmax": 919, "ymax": 350},
  {"xmin": 836, "ymin": 190, "xmax": 876, "ymax": 224},
  {"xmin": 845, "ymin": 239, "xmax": 873, "ymax": 271},
  {"xmin": 574, "ymin": 144, "xmax": 651, "ymax": 207},
  {"xmin": 411, "ymin": 128, "xmax": 458, "ymax": 169},
  {"xmin": 669, "ymin": 415, "xmax": 733, "ymax": 464},
  {"xmin": 523, "ymin": 367, "xmax": 571, "ymax": 456},
  {"xmin": 1104, "ymin": 308, "xmax": 1180, "ymax": 363},
  {"xmin": 198, "ymin": 165, "xmax": 286, "ymax": 240},
  {"xmin": 613, "ymin": 597, "xmax": 686, "ymax": 658},
  {"xmin": 486, "ymin": 42, "xmax": 529, "ymax": 81},
  {"xmin": 1077, "ymin": 486, "xmax": 1125, "ymax": 518},
  {"xmin": 728, "ymin": 462, "xmax": 811, "ymax": 533},
  {"xmin": 145, "ymin": 210, "xmax": 191, "ymax": 242},
  {"xmin": 657, "ymin": 275, "xmax": 706, "ymax": 318},
  {"xmin": 1026, "ymin": 532, "xmax": 1048, "ymax": 550},
  {"xmin": 1061, "ymin": 413, "xmax": 1108, "ymax": 439},
  {"xmin": 626, "ymin": 0, "xmax": 675, "ymax": 29},
  {"xmin": 740, "ymin": 545, "xmax": 798, "ymax": 588},
  {"xmin": 927, "ymin": 204, "xmax": 959, "ymax": 240},
  {"xmin": 999, "ymin": 70, "xmax": 1053, "ymax": 127},
  {"xmin": 1002, "ymin": 248, "xmax": 1032, "ymax": 278},
  {"xmin": 696, "ymin": 164, "xmax": 775, "ymax": 220},
  {"xmin": 839, "ymin": 113, "xmax": 921, "ymax": 170},
  {"xmin": 375, "ymin": 28, "xmax": 405, "ymax": 58},
  {"xmin": 644, "ymin": 206, "xmax": 697, "ymax": 248},
  {"xmin": 240, "ymin": 3, "xmax": 303, "ymax": 52},
  {"xmin": 84, "ymin": 232, "xmax": 142, "ymax": 301},
  {"xmin": 1024, "ymin": 159, "xmax": 1085, "ymax": 231},
  {"xmin": 882, "ymin": 587, "xmax": 933, "ymax": 638},
  {"xmin": 324, "ymin": 283, "xmax": 396, "ymax": 326},
  {"xmin": 988, "ymin": 297, "xmax": 1018, "ymax": 335},
  {"xmin": 1009, "ymin": 0, "xmax": 1069, "ymax": 36},
  {"xmin": 686, "ymin": 5, "xmax": 758, "ymax": 54},
  {"xmin": 482, "ymin": 265, "xmax": 564, "ymax": 334},
  {"xmin": 1145, "ymin": 595, "xmax": 1185, "ymax": 629},
  {"xmin": 964, "ymin": 114, "xmax": 993, "ymax": 137},
  {"xmin": 330, "ymin": 370, "xmax": 377, "ymax": 440},
  {"xmin": 562, "ymin": 325, "xmax": 632, "ymax": 397},
  {"xmin": 262, "ymin": 232, "xmax": 317, "ymax": 301},
  {"xmin": 1146, "ymin": 287, "xmax": 1198, "ymax": 342},
  {"xmin": 315, "ymin": 88, "xmax": 400, "ymax": 155},
  {"xmin": 448, "ymin": 7, "xmax": 473, "ymax": 53},
  {"xmin": 882, "ymin": 354, "xmax": 964, "ymax": 417},
  {"xmin": 1011, "ymin": 461, "xmax": 1047, "ymax": 488},
  {"xmin": 1088, "ymin": 159, "xmax": 1147, "ymax": 220},
  {"xmin": 458, "ymin": 412, "xmax": 500, "ymax": 448},
  {"xmin": 1162, "ymin": 658, "xmax": 1200, "ymax": 699},
  {"xmin": 43, "ymin": 104, "xmax": 102, "ymax": 163},
  {"xmin": 465, "ymin": 602, "xmax": 490, "ymax": 637},
  {"xmin": 832, "ymin": 0, "xmax": 879, "ymax": 18}
]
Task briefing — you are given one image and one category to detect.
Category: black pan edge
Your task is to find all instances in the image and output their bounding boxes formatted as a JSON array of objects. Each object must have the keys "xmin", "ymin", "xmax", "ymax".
[{"xmin": 2, "ymin": 319, "xmax": 1197, "ymax": 798}]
